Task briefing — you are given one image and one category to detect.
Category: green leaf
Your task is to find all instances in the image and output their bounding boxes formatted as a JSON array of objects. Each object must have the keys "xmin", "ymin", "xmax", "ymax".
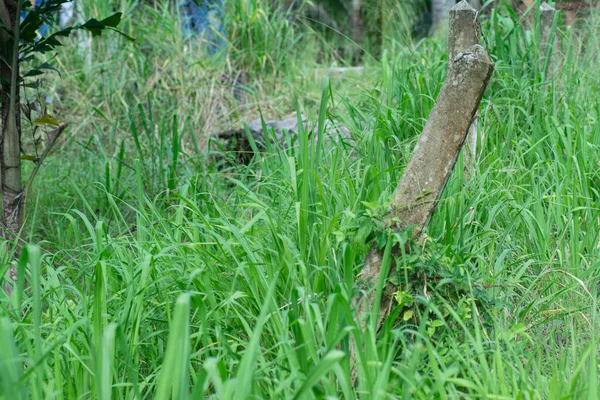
[
  {"xmin": 23, "ymin": 69, "xmax": 44, "ymax": 78},
  {"xmin": 0, "ymin": 318, "xmax": 26, "ymax": 399},
  {"xmin": 155, "ymin": 294, "xmax": 191, "ymax": 400},
  {"xmin": 353, "ymin": 222, "xmax": 372, "ymax": 245},
  {"xmin": 79, "ymin": 13, "xmax": 134, "ymax": 41},
  {"xmin": 292, "ymin": 350, "xmax": 345, "ymax": 400},
  {"xmin": 20, "ymin": 154, "xmax": 37, "ymax": 162},
  {"xmin": 376, "ymin": 231, "xmax": 387, "ymax": 249},
  {"xmin": 394, "ymin": 291, "xmax": 413, "ymax": 307},
  {"xmin": 32, "ymin": 114, "xmax": 60, "ymax": 126},
  {"xmin": 20, "ymin": 13, "xmax": 42, "ymax": 43},
  {"xmin": 233, "ymin": 274, "xmax": 279, "ymax": 400},
  {"xmin": 430, "ymin": 320, "xmax": 444, "ymax": 328},
  {"xmin": 100, "ymin": 13, "xmax": 122, "ymax": 28},
  {"xmin": 22, "ymin": 81, "xmax": 41, "ymax": 89},
  {"xmin": 37, "ymin": 61, "xmax": 60, "ymax": 75}
]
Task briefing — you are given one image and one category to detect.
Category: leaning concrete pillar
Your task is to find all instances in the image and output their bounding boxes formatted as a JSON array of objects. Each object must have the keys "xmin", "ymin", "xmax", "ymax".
[
  {"xmin": 383, "ymin": 45, "xmax": 492, "ymax": 233},
  {"xmin": 349, "ymin": 4, "xmax": 494, "ymax": 376},
  {"xmin": 448, "ymin": 1, "xmax": 481, "ymax": 176},
  {"xmin": 351, "ymin": 43, "xmax": 493, "ymax": 365}
]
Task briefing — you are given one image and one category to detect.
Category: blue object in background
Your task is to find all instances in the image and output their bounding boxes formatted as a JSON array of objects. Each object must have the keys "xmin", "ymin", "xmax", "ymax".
[
  {"xmin": 179, "ymin": 0, "xmax": 226, "ymax": 54},
  {"xmin": 21, "ymin": 0, "xmax": 51, "ymax": 37}
]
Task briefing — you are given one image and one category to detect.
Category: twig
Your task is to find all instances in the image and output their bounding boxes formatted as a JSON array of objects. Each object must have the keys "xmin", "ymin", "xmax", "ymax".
[{"xmin": 22, "ymin": 123, "xmax": 68, "ymax": 208}]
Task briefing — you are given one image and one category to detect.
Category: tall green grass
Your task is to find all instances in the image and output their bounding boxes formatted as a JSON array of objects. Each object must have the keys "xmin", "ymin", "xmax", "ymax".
[{"xmin": 1, "ymin": 0, "xmax": 600, "ymax": 398}]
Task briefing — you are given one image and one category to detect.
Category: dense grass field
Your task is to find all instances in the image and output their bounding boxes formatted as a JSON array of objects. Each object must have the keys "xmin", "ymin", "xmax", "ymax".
[{"xmin": 1, "ymin": 0, "xmax": 600, "ymax": 398}]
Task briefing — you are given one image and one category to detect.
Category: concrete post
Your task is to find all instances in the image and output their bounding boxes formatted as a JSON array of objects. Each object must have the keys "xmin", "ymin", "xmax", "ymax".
[
  {"xmin": 383, "ymin": 45, "xmax": 492, "ymax": 234},
  {"xmin": 448, "ymin": 1, "xmax": 480, "ymax": 64},
  {"xmin": 448, "ymin": 1, "xmax": 481, "ymax": 176},
  {"xmin": 351, "ymin": 44, "xmax": 493, "ymax": 369}
]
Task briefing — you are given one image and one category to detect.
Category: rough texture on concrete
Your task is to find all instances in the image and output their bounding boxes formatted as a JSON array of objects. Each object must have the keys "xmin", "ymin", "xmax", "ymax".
[
  {"xmin": 449, "ymin": 1, "xmax": 481, "ymax": 175},
  {"xmin": 383, "ymin": 45, "xmax": 492, "ymax": 232},
  {"xmin": 448, "ymin": 1, "xmax": 480, "ymax": 66}
]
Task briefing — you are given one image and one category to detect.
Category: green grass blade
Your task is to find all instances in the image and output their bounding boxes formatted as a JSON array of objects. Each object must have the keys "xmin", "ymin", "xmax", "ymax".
[{"xmin": 155, "ymin": 293, "xmax": 191, "ymax": 400}]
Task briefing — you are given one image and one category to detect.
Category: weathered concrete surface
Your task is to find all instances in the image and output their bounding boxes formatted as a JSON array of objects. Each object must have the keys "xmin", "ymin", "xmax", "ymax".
[
  {"xmin": 449, "ymin": 1, "xmax": 481, "ymax": 176},
  {"xmin": 448, "ymin": 1, "xmax": 480, "ymax": 66},
  {"xmin": 384, "ymin": 45, "xmax": 492, "ymax": 232},
  {"xmin": 352, "ymin": 45, "xmax": 493, "ymax": 364}
]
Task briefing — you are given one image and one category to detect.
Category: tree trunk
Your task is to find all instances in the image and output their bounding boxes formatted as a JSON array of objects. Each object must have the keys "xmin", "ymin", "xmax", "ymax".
[{"xmin": 0, "ymin": 0, "xmax": 23, "ymax": 297}]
